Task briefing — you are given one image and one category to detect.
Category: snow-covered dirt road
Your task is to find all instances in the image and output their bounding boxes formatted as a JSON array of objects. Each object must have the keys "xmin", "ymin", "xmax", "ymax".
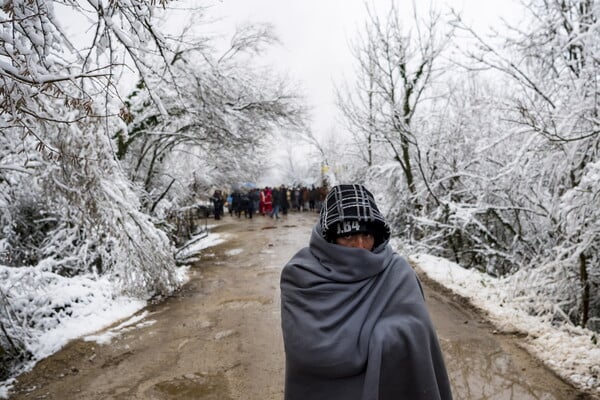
[{"xmin": 7, "ymin": 212, "xmax": 595, "ymax": 399}]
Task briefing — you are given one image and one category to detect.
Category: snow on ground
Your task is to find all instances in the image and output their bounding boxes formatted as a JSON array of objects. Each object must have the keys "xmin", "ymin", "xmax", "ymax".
[
  {"xmin": 0, "ymin": 231, "xmax": 225, "ymax": 398},
  {"xmin": 408, "ymin": 251, "xmax": 600, "ymax": 396},
  {"xmin": 0, "ymin": 269, "xmax": 148, "ymax": 398},
  {"xmin": 225, "ymin": 248, "xmax": 243, "ymax": 256},
  {"xmin": 175, "ymin": 228, "xmax": 226, "ymax": 263},
  {"xmin": 83, "ymin": 311, "xmax": 156, "ymax": 345}
]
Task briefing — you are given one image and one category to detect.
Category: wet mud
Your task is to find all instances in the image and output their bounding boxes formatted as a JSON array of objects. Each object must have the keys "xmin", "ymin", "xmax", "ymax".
[
  {"xmin": 7, "ymin": 212, "xmax": 597, "ymax": 399},
  {"xmin": 419, "ymin": 274, "xmax": 597, "ymax": 399}
]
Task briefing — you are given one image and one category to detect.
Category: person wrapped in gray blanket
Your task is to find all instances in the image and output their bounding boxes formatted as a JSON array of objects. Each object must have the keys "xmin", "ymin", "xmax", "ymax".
[{"xmin": 280, "ymin": 184, "xmax": 452, "ymax": 400}]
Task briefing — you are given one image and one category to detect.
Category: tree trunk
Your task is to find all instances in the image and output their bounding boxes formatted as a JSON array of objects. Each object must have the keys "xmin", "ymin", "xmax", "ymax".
[{"xmin": 579, "ymin": 253, "xmax": 589, "ymax": 328}]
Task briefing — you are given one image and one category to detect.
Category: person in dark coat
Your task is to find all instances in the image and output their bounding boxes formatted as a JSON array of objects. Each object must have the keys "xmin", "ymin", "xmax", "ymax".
[
  {"xmin": 270, "ymin": 187, "xmax": 281, "ymax": 219},
  {"xmin": 280, "ymin": 185, "xmax": 290, "ymax": 215},
  {"xmin": 250, "ymin": 188, "xmax": 260, "ymax": 216},
  {"xmin": 210, "ymin": 190, "xmax": 224, "ymax": 220},
  {"xmin": 280, "ymin": 184, "xmax": 452, "ymax": 400},
  {"xmin": 230, "ymin": 190, "xmax": 241, "ymax": 218},
  {"xmin": 240, "ymin": 191, "xmax": 252, "ymax": 218}
]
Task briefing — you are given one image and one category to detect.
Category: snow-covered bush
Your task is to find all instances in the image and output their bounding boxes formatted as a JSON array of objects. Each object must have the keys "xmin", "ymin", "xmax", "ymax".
[
  {"xmin": 0, "ymin": 117, "xmax": 184, "ymax": 380},
  {"xmin": 339, "ymin": 0, "xmax": 600, "ymax": 332},
  {"xmin": 0, "ymin": 262, "xmax": 153, "ymax": 382},
  {"xmin": 0, "ymin": 0, "xmax": 187, "ymax": 382},
  {"xmin": 3, "ymin": 195, "xmax": 57, "ymax": 268}
]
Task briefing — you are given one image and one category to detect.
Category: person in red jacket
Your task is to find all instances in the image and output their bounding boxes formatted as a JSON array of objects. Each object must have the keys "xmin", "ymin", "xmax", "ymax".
[{"xmin": 263, "ymin": 187, "xmax": 273, "ymax": 216}]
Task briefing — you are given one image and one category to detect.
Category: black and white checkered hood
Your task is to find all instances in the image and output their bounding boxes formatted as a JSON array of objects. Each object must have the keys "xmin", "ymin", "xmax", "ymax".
[{"xmin": 319, "ymin": 184, "xmax": 391, "ymax": 246}]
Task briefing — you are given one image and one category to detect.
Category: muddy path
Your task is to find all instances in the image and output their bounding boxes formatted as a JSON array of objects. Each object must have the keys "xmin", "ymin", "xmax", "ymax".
[{"xmin": 8, "ymin": 212, "xmax": 595, "ymax": 399}]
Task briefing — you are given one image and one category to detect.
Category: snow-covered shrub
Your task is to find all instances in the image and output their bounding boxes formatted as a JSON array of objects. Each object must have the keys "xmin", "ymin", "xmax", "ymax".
[
  {"xmin": 0, "ymin": 125, "xmax": 185, "ymax": 387},
  {"xmin": 0, "ymin": 0, "xmax": 191, "ymax": 382},
  {"xmin": 3, "ymin": 195, "xmax": 57, "ymax": 268},
  {"xmin": 0, "ymin": 288, "xmax": 31, "ymax": 382},
  {"xmin": 511, "ymin": 160, "xmax": 600, "ymax": 329},
  {"xmin": 0, "ymin": 263, "xmax": 153, "ymax": 382},
  {"xmin": 339, "ymin": 0, "xmax": 600, "ymax": 333}
]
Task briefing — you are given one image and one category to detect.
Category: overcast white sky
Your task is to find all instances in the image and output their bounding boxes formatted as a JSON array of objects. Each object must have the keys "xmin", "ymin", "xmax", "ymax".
[
  {"xmin": 205, "ymin": 0, "xmax": 520, "ymax": 143},
  {"xmin": 198, "ymin": 0, "xmax": 521, "ymax": 185}
]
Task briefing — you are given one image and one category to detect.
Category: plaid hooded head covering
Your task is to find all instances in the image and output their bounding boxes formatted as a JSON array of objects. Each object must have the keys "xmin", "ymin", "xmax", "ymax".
[{"xmin": 319, "ymin": 184, "xmax": 391, "ymax": 247}]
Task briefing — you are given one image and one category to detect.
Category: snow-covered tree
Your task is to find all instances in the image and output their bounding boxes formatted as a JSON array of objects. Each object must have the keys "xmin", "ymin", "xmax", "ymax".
[
  {"xmin": 0, "ymin": 0, "xmax": 308, "ymax": 379},
  {"xmin": 451, "ymin": 0, "xmax": 600, "ymax": 329},
  {"xmin": 337, "ymin": 2, "xmax": 452, "ymax": 215},
  {"xmin": 0, "ymin": 0, "xmax": 253, "ymax": 380},
  {"xmin": 116, "ymin": 22, "xmax": 306, "ymax": 213},
  {"xmin": 0, "ymin": 0, "xmax": 185, "ymax": 272},
  {"xmin": 339, "ymin": 0, "xmax": 600, "ymax": 332}
]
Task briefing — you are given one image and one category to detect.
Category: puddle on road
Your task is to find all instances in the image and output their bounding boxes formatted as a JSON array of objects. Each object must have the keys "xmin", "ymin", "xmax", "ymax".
[
  {"xmin": 445, "ymin": 338, "xmax": 573, "ymax": 400},
  {"xmin": 147, "ymin": 372, "xmax": 232, "ymax": 400}
]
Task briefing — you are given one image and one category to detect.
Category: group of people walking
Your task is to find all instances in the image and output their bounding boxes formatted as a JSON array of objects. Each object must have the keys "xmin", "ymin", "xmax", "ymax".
[{"xmin": 210, "ymin": 185, "xmax": 328, "ymax": 220}]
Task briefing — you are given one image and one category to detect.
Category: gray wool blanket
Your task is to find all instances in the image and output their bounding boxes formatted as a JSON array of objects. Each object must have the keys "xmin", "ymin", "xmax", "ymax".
[{"xmin": 280, "ymin": 224, "xmax": 452, "ymax": 400}]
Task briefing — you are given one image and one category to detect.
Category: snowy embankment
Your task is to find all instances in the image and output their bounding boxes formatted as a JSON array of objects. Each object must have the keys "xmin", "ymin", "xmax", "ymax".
[
  {"xmin": 0, "ymin": 231, "xmax": 225, "ymax": 399},
  {"xmin": 0, "ymin": 267, "xmax": 149, "ymax": 398},
  {"xmin": 407, "ymin": 251, "xmax": 600, "ymax": 396}
]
